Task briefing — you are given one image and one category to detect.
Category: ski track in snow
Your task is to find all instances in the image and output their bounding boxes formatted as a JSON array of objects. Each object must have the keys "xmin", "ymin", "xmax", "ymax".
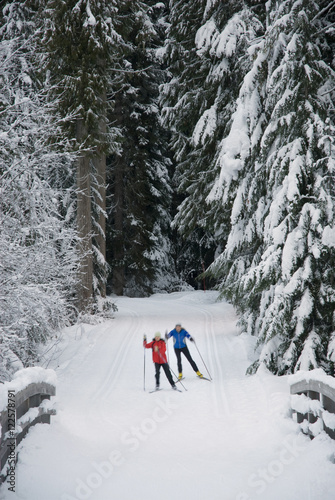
[
  {"xmin": 2, "ymin": 291, "xmax": 335, "ymax": 500},
  {"xmin": 182, "ymin": 298, "xmax": 231, "ymax": 416},
  {"xmin": 181, "ymin": 296, "xmax": 261, "ymax": 422},
  {"xmin": 93, "ymin": 307, "xmax": 142, "ymax": 401}
]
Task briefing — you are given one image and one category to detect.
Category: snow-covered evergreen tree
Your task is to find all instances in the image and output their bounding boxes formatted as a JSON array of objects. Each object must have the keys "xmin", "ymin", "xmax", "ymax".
[
  {"xmin": 208, "ymin": 0, "xmax": 335, "ymax": 375},
  {"xmin": 107, "ymin": 0, "xmax": 177, "ymax": 296},
  {"xmin": 42, "ymin": 0, "xmax": 118, "ymax": 310},
  {"xmin": 0, "ymin": 1, "xmax": 79, "ymax": 380},
  {"xmin": 161, "ymin": 0, "xmax": 263, "ymax": 286}
]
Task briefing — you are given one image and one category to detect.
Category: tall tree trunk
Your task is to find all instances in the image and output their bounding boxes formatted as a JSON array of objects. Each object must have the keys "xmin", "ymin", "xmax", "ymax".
[
  {"xmin": 93, "ymin": 153, "xmax": 106, "ymax": 297},
  {"xmin": 76, "ymin": 119, "xmax": 93, "ymax": 311},
  {"xmin": 93, "ymin": 92, "xmax": 107, "ymax": 298},
  {"xmin": 110, "ymin": 89, "xmax": 126, "ymax": 296},
  {"xmin": 112, "ymin": 157, "xmax": 125, "ymax": 295}
]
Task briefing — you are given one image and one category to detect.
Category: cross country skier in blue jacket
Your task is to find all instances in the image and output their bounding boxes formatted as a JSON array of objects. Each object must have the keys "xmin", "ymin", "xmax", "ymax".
[{"xmin": 165, "ymin": 323, "xmax": 203, "ymax": 380}]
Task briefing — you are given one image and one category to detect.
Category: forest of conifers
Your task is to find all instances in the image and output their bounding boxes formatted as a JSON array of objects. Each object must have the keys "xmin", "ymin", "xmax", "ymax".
[{"xmin": 1, "ymin": 0, "xmax": 335, "ymax": 380}]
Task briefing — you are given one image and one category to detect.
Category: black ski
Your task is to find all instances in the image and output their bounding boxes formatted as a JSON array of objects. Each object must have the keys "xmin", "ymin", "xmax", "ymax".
[
  {"xmin": 175, "ymin": 376, "xmax": 211, "ymax": 383},
  {"xmin": 149, "ymin": 387, "xmax": 182, "ymax": 393}
]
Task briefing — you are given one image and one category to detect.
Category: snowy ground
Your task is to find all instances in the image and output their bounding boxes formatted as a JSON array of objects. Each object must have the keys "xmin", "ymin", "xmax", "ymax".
[{"xmin": 2, "ymin": 290, "xmax": 335, "ymax": 500}]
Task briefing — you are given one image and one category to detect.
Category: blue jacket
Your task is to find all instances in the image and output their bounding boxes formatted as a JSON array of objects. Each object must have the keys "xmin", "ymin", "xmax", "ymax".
[{"xmin": 167, "ymin": 328, "xmax": 192, "ymax": 349}]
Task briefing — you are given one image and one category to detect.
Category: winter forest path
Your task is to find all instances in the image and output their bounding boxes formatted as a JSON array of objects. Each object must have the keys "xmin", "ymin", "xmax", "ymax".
[{"xmin": 3, "ymin": 291, "xmax": 335, "ymax": 500}]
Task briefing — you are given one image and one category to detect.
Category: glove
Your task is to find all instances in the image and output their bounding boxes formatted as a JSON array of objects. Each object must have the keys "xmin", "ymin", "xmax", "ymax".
[
  {"xmin": 165, "ymin": 332, "xmax": 169, "ymax": 340},
  {"xmin": 143, "ymin": 334, "xmax": 147, "ymax": 340},
  {"xmin": 190, "ymin": 337, "xmax": 194, "ymax": 342}
]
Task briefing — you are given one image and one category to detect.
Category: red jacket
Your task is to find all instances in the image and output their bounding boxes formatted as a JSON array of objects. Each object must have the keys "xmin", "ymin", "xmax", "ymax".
[{"xmin": 144, "ymin": 339, "xmax": 168, "ymax": 364}]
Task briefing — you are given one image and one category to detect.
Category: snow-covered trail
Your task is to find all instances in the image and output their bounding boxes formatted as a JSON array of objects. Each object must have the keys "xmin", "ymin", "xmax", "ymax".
[{"xmin": 3, "ymin": 291, "xmax": 335, "ymax": 500}]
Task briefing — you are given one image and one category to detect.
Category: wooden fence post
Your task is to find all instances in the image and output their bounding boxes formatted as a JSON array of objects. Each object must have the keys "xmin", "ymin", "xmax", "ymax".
[
  {"xmin": 0, "ymin": 381, "xmax": 56, "ymax": 482},
  {"xmin": 290, "ymin": 373, "xmax": 335, "ymax": 440}
]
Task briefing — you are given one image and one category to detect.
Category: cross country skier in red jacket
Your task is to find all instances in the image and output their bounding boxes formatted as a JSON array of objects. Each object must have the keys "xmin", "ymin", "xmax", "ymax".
[{"xmin": 143, "ymin": 332, "xmax": 177, "ymax": 390}]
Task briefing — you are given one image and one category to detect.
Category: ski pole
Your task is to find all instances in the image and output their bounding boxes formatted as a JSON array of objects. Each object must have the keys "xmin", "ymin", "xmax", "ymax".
[
  {"xmin": 168, "ymin": 363, "xmax": 187, "ymax": 391},
  {"xmin": 158, "ymin": 345, "xmax": 187, "ymax": 391},
  {"xmin": 165, "ymin": 333, "xmax": 187, "ymax": 390},
  {"xmin": 193, "ymin": 340, "xmax": 212, "ymax": 380},
  {"xmin": 165, "ymin": 330, "xmax": 169, "ymax": 363},
  {"xmin": 143, "ymin": 335, "xmax": 146, "ymax": 391}
]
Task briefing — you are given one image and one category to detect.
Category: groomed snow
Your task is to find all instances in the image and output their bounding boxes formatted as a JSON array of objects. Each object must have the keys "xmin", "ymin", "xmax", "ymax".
[{"xmin": 1, "ymin": 290, "xmax": 335, "ymax": 500}]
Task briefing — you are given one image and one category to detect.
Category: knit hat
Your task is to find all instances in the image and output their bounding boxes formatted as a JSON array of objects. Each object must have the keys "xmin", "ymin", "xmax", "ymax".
[
  {"xmin": 175, "ymin": 323, "xmax": 181, "ymax": 327},
  {"xmin": 155, "ymin": 332, "xmax": 161, "ymax": 338}
]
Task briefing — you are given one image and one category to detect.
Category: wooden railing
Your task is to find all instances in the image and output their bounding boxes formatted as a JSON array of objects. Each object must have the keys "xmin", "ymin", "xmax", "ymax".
[
  {"xmin": 290, "ymin": 370, "xmax": 335, "ymax": 440},
  {"xmin": 0, "ymin": 369, "xmax": 56, "ymax": 484}
]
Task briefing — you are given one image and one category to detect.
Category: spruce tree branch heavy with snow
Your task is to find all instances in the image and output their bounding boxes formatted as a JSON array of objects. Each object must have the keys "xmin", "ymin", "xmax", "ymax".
[{"xmin": 206, "ymin": 0, "xmax": 335, "ymax": 375}]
